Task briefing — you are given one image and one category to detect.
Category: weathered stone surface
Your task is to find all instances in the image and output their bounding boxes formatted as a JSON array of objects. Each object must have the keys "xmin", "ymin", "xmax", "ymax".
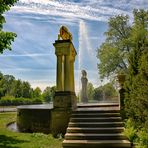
[
  {"xmin": 51, "ymin": 109, "xmax": 71, "ymax": 137},
  {"xmin": 17, "ymin": 107, "xmax": 52, "ymax": 134},
  {"xmin": 53, "ymin": 91, "xmax": 77, "ymax": 109},
  {"xmin": 51, "ymin": 91, "xmax": 77, "ymax": 137}
]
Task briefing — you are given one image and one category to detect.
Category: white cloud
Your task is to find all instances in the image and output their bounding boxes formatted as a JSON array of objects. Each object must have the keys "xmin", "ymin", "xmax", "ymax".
[
  {"xmin": 0, "ymin": 53, "xmax": 52, "ymax": 57},
  {"xmin": 11, "ymin": 0, "xmax": 141, "ymax": 22}
]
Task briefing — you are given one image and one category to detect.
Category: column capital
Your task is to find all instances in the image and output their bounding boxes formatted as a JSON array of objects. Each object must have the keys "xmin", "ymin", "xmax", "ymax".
[{"xmin": 53, "ymin": 40, "xmax": 77, "ymax": 57}]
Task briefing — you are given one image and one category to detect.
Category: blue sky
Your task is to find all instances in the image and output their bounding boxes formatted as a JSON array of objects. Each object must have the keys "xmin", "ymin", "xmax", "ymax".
[{"xmin": 0, "ymin": 0, "xmax": 147, "ymax": 92}]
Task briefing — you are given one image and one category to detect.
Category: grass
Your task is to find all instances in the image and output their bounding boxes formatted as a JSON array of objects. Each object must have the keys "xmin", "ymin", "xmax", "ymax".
[{"xmin": 0, "ymin": 112, "xmax": 63, "ymax": 148}]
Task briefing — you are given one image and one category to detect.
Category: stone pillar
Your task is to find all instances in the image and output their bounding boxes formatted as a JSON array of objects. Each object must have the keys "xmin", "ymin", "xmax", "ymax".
[
  {"xmin": 56, "ymin": 55, "xmax": 63, "ymax": 91},
  {"xmin": 117, "ymin": 74, "xmax": 126, "ymax": 118},
  {"xmin": 64, "ymin": 55, "xmax": 71, "ymax": 91},
  {"xmin": 70, "ymin": 61, "xmax": 75, "ymax": 92},
  {"xmin": 52, "ymin": 40, "xmax": 77, "ymax": 137}
]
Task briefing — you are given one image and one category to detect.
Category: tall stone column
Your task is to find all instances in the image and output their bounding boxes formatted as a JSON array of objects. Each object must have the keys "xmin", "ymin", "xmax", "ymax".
[
  {"xmin": 70, "ymin": 61, "xmax": 75, "ymax": 92},
  {"xmin": 64, "ymin": 55, "xmax": 71, "ymax": 91},
  {"xmin": 56, "ymin": 55, "xmax": 63, "ymax": 91},
  {"xmin": 52, "ymin": 39, "xmax": 77, "ymax": 137}
]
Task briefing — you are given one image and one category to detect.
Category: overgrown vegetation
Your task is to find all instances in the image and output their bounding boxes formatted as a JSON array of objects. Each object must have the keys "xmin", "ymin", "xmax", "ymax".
[
  {"xmin": 0, "ymin": 112, "xmax": 62, "ymax": 148},
  {"xmin": 97, "ymin": 9, "xmax": 148, "ymax": 147}
]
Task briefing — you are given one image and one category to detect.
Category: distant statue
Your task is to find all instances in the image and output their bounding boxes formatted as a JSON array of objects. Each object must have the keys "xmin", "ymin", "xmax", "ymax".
[
  {"xmin": 81, "ymin": 70, "xmax": 88, "ymax": 103},
  {"xmin": 58, "ymin": 26, "xmax": 72, "ymax": 41}
]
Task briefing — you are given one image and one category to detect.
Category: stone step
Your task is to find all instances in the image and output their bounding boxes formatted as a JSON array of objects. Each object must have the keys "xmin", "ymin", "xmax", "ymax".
[
  {"xmin": 65, "ymin": 133, "xmax": 128, "ymax": 140},
  {"xmin": 68, "ymin": 122, "xmax": 124, "ymax": 128},
  {"xmin": 70, "ymin": 117, "xmax": 122, "ymax": 122},
  {"xmin": 77, "ymin": 103, "xmax": 119, "ymax": 108},
  {"xmin": 71, "ymin": 113, "xmax": 120, "ymax": 118},
  {"xmin": 67, "ymin": 127, "xmax": 124, "ymax": 134},
  {"xmin": 62, "ymin": 140, "xmax": 131, "ymax": 148},
  {"xmin": 73, "ymin": 110, "xmax": 120, "ymax": 113}
]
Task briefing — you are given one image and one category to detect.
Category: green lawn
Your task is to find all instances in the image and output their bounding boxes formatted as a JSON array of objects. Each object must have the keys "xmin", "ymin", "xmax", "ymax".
[{"xmin": 0, "ymin": 112, "xmax": 63, "ymax": 148}]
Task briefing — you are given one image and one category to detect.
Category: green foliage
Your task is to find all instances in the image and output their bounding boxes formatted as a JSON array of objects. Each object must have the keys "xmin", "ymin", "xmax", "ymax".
[
  {"xmin": 0, "ymin": 72, "xmax": 45, "ymax": 105},
  {"xmin": 97, "ymin": 14, "xmax": 130, "ymax": 78},
  {"xmin": 102, "ymin": 83, "xmax": 118, "ymax": 99},
  {"xmin": 124, "ymin": 119, "xmax": 148, "ymax": 148},
  {"xmin": 0, "ymin": 0, "xmax": 18, "ymax": 53},
  {"xmin": 93, "ymin": 87, "xmax": 103, "ymax": 101},
  {"xmin": 122, "ymin": 9, "xmax": 148, "ymax": 148},
  {"xmin": 92, "ymin": 83, "xmax": 117, "ymax": 101},
  {"xmin": 0, "ymin": 73, "xmax": 33, "ymax": 99},
  {"xmin": 87, "ymin": 82, "xmax": 94, "ymax": 101},
  {"xmin": 124, "ymin": 9, "xmax": 148, "ymax": 128},
  {"xmin": 42, "ymin": 87, "xmax": 52, "ymax": 102},
  {"xmin": 0, "ymin": 95, "xmax": 43, "ymax": 106},
  {"xmin": 137, "ymin": 128, "xmax": 148, "ymax": 148},
  {"xmin": 0, "ymin": 31, "xmax": 17, "ymax": 53},
  {"xmin": 42, "ymin": 86, "xmax": 56, "ymax": 102},
  {"xmin": 123, "ymin": 119, "xmax": 137, "ymax": 142},
  {"xmin": 21, "ymin": 81, "xmax": 32, "ymax": 98},
  {"xmin": 33, "ymin": 87, "xmax": 42, "ymax": 98}
]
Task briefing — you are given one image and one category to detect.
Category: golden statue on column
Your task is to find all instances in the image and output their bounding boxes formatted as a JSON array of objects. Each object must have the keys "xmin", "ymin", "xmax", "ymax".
[{"xmin": 58, "ymin": 26, "xmax": 73, "ymax": 41}]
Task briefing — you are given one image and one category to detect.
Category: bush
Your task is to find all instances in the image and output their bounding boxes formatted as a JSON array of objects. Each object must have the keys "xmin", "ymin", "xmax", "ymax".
[
  {"xmin": 123, "ymin": 119, "xmax": 137, "ymax": 142},
  {"xmin": 0, "ymin": 95, "xmax": 43, "ymax": 106},
  {"xmin": 137, "ymin": 128, "xmax": 148, "ymax": 148},
  {"xmin": 124, "ymin": 119, "xmax": 148, "ymax": 148}
]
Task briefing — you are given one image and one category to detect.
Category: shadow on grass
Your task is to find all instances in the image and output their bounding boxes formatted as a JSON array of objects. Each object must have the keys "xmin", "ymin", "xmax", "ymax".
[{"xmin": 0, "ymin": 135, "xmax": 29, "ymax": 148}]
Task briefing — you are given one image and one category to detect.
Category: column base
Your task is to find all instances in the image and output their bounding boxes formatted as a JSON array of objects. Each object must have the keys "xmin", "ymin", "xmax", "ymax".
[
  {"xmin": 53, "ymin": 91, "xmax": 77, "ymax": 110},
  {"xmin": 51, "ymin": 91, "xmax": 77, "ymax": 137}
]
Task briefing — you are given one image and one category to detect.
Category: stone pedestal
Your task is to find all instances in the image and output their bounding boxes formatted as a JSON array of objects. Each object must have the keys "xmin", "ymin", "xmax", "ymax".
[
  {"xmin": 119, "ymin": 88, "xmax": 125, "ymax": 109},
  {"xmin": 51, "ymin": 39, "xmax": 77, "ymax": 137},
  {"xmin": 51, "ymin": 91, "xmax": 77, "ymax": 137},
  {"xmin": 119, "ymin": 88, "xmax": 126, "ymax": 119}
]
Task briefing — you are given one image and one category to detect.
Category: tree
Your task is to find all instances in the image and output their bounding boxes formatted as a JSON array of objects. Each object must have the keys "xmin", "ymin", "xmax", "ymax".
[
  {"xmin": 21, "ymin": 81, "xmax": 32, "ymax": 98},
  {"xmin": 13, "ymin": 79, "xmax": 23, "ymax": 98},
  {"xmin": 3, "ymin": 75, "xmax": 15, "ymax": 95},
  {"xmin": 124, "ymin": 9, "xmax": 148, "ymax": 128},
  {"xmin": 0, "ymin": 0, "xmax": 18, "ymax": 53},
  {"xmin": 93, "ymin": 87, "xmax": 103, "ymax": 101},
  {"xmin": 0, "ymin": 72, "xmax": 5, "ymax": 98},
  {"xmin": 92, "ymin": 83, "xmax": 117, "ymax": 101},
  {"xmin": 102, "ymin": 83, "xmax": 118, "ymax": 99},
  {"xmin": 97, "ymin": 14, "xmax": 131, "ymax": 79},
  {"xmin": 50, "ymin": 86, "xmax": 56, "ymax": 101},
  {"xmin": 87, "ymin": 82, "xmax": 94, "ymax": 101},
  {"xmin": 42, "ymin": 87, "xmax": 52, "ymax": 102},
  {"xmin": 33, "ymin": 87, "xmax": 42, "ymax": 98}
]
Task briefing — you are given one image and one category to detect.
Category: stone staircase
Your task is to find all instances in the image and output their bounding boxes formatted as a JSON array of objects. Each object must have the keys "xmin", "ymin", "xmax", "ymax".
[{"xmin": 62, "ymin": 103, "xmax": 131, "ymax": 148}]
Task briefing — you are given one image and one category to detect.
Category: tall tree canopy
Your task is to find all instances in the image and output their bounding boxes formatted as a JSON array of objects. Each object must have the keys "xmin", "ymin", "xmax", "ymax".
[
  {"xmin": 124, "ymin": 9, "xmax": 148, "ymax": 129},
  {"xmin": 0, "ymin": 0, "xmax": 18, "ymax": 53},
  {"xmin": 97, "ymin": 12, "xmax": 131, "ymax": 79}
]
